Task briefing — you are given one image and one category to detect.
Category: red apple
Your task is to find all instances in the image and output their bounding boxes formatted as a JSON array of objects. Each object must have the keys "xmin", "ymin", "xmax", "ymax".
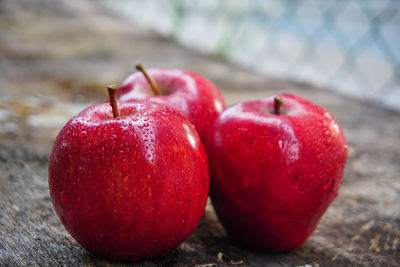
[
  {"xmin": 117, "ymin": 65, "xmax": 226, "ymax": 141},
  {"xmin": 48, "ymin": 86, "xmax": 209, "ymax": 260},
  {"xmin": 205, "ymin": 94, "xmax": 348, "ymax": 251}
]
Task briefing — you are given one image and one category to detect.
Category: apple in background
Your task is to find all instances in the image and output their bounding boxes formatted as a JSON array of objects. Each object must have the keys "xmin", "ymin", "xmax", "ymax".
[
  {"xmin": 117, "ymin": 65, "xmax": 226, "ymax": 141},
  {"xmin": 205, "ymin": 94, "xmax": 348, "ymax": 251},
  {"xmin": 48, "ymin": 86, "xmax": 209, "ymax": 261}
]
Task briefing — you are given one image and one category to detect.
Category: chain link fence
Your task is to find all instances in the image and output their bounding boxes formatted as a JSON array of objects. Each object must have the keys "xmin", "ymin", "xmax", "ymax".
[{"xmin": 101, "ymin": 0, "xmax": 400, "ymax": 111}]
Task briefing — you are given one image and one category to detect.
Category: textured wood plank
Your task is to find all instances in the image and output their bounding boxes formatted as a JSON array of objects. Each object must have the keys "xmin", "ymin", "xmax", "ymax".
[{"xmin": 0, "ymin": 0, "xmax": 399, "ymax": 266}]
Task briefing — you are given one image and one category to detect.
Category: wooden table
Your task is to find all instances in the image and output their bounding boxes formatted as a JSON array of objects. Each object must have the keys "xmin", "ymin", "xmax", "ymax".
[{"xmin": 1, "ymin": 0, "xmax": 399, "ymax": 266}]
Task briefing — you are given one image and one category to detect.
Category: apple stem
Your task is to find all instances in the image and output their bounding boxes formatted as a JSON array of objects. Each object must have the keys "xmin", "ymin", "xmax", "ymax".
[
  {"xmin": 107, "ymin": 84, "xmax": 119, "ymax": 118},
  {"xmin": 274, "ymin": 96, "xmax": 283, "ymax": 115},
  {"xmin": 135, "ymin": 64, "xmax": 161, "ymax": 96}
]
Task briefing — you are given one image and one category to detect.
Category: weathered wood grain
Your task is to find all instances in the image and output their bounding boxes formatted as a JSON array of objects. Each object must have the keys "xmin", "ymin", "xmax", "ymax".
[{"xmin": 0, "ymin": 0, "xmax": 399, "ymax": 266}]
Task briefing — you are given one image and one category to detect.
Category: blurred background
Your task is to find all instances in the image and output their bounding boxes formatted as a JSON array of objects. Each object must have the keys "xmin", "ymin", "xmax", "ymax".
[{"xmin": 102, "ymin": 0, "xmax": 400, "ymax": 111}]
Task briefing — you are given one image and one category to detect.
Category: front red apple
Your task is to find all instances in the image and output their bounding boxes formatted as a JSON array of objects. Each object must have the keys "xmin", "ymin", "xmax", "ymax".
[
  {"xmin": 49, "ymin": 101, "xmax": 209, "ymax": 260},
  {"xmin": 205, "ymin": 94, "xmax": 348, "ymax": 251},
  {"xmin": 117, "ymin": 67, "xmax": 226, "ymax": 141}
]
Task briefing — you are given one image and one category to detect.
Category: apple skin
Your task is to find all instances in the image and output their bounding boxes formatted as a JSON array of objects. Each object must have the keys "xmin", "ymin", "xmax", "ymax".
[
  {"xmin": 48, "ymin": 100, "xmax": 209, "ymax": 260},
  {"xmin": 205, "ymin": 94, "xmax": 348, "ymax": 251},
  {"xmin": 117, "ymin": 68, "xmax": 226, "ymax": 141}
]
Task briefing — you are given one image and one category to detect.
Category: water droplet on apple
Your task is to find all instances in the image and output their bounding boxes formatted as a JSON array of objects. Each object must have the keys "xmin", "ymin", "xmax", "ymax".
[
  {"xmin": 79, "ymin": 131, "xmax": 87, "ymax": 138},
  {"xmin": 278, "ymin": 140, "xmax": 283, "ymax": 149},
  {"xmin": 123, "ymin": 176, "xmax": 128, "ymax": 183},
  {"xmin": 241, "ymin": 179, "xmax": 249, "ymax": 187},
  {"xmin": 323, "ymin": 179, "xmax": 331, "ymax": 190},
  {"xmin": 78, "ymin": 181, "xmax": 85, "ymax": 189},
  {"xmin": 61, "ymin": 191, "xmax": 68, "ymax": 202},
  {"xmin": 120, "ymin": 232, "xmax": 127, "ymax": 239}
]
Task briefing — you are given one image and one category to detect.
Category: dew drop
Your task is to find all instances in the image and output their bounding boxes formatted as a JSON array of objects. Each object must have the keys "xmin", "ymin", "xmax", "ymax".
[
  {"xmin": 278, "ymin": 140, "xmax": 283, "ymax": 150},
  {"xmin": 79, "ymin": 131, "xmax": 87, "ymax": 138},
  {"xmin": 123, "ymin": 176, "xmax": 128, "ymax": 183},
  {"xmin": 61, "ymin": 192, "xmax": 68, "ymax": 202},
  {"xmin": 323, "ymin": 179, "xmax": 331, "ymax": 190},
  {"xmin": 78, "ymin": 181, "xmax": 85, "ymax": 189},
  {"xmin": 241, "ymin": 179, "xmax": 249, "ymax": 187}
]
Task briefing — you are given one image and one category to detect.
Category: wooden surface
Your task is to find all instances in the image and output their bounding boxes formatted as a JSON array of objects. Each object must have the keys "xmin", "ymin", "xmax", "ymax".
[{"xmin": 0, "ymin": 0, "xmax": 399, "ymax": 266}]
